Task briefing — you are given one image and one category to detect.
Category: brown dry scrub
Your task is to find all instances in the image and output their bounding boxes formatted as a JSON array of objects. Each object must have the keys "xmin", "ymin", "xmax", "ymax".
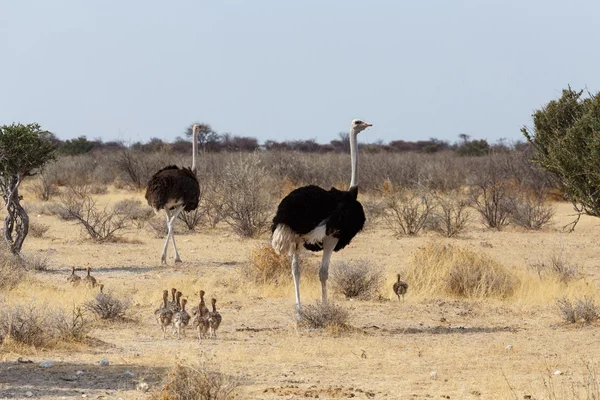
[
  {"xmin": 405, "ymin": 242, "xmax": 517, "ymax": 298},
  {"xmin": 151, "ymin": 363, "xmax": 239, "ymax": 400}
]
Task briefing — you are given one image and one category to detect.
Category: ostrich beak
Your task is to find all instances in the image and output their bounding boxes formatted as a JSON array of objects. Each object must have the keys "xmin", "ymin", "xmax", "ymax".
[{"xmin": 363, "ymin": 122, "xmax": 373, "ymax": 127}]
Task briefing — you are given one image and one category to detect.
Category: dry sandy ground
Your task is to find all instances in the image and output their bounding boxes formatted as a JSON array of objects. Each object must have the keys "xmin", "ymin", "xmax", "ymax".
[{"xmin": 1, "ymin": 186, "xmax": 600, "ymax": 399}]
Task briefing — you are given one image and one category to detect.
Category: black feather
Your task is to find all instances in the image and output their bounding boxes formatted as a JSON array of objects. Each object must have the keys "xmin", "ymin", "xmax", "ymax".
[
  {"xmin": 271, "ymin": 185, "xmax": 365, "ymax": 252},
  {"xmin": 145, "ymin": 166, "xmax": 200, "ymax": 212}
]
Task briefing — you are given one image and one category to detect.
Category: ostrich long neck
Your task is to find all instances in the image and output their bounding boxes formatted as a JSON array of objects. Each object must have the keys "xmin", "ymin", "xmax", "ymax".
[
  {"xmin": 191, "ymin": 128, "xmax": 198, "ymax": 173},
  {"xmin": 349, "ymin": 130, "xmax": 359, "ymax": 188}
]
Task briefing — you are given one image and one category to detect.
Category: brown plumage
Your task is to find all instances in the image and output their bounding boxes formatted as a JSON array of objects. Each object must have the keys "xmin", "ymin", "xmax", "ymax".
[
  {"xmin": 167, "ymin": 288, "xmax": 177, "ymax": 309},
  {"xmin": 172, "ymin": 298, "xmax": 190, "ymax": 340},
  {"xmin": 154, "ymin": 290, "xmax": 174, "ymax": 339},
  {"xmin": 169, "ymin": 291, "xmax": 183, "ymax": 313},
  {"xmin": 83, "ymin": 267, "xmax": 97, "ymax": 288},
  {"xmin": 191, "ymin": 297, "xmax": 210, "ymax": 342},
  {"xmin": 393, "ymin": 274, "xmax": 408, "ymax": 302},
  {"xmin": 207, "ymin": 298, "xmax": 222, "ymax": 339},
  {"xmin": 192, "ymin": 290, "xmax": 209, "ymax": 317},
  {"xmin": 67, "ymin": 266, "xmax": 81, "ymax": 286},
  {"xmin": 144, "ymin": 124, "xmax": 201, "ymax": 264}
]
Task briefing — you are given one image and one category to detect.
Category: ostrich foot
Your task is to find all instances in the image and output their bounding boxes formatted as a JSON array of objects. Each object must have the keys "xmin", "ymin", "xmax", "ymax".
[{"xmin": 174, "ymin": 257, "xmax": 182, "ymax": 263}]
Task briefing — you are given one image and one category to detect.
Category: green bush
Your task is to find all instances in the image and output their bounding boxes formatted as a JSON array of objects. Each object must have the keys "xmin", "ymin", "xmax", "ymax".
[{"xmin": 522, "ymin": 87, "xmax": 600, "ymax": 222}]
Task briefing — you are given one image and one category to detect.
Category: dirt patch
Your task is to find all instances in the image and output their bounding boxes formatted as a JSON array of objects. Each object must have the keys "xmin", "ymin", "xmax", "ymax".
[
  {"xmin": 0, "ymin": 360, "xmax": 163, "ymax": 398},
  {"xmin": 262, "ymin": 384, "xmax": 376, "ymax": 399}
]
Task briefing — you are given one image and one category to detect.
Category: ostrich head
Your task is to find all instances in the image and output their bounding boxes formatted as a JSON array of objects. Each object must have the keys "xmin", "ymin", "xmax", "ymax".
[
  {"xmin": 192, "ymin": 124, "xmax": 200, "ymax": 133},
  {"xmin": 351, "ymin": 119, "xmax": 372, "ymax": 135}
]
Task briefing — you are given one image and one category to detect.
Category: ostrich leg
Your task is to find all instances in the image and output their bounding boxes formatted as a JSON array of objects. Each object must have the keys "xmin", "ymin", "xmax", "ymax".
[
  {"xmin": 291, "ymin": 252, "xmax": 301, "ymax": 314},
  {"xmin": 161, "ymin": 210, "xmax": 172, "ymax": 264},
  {"xmin": 161, "ymin": 205, "xmax": 185, "ymax": 264},
  {"xmin": 319, "ymin": 237, "xmax": 338, "ymax": 303},
  {"xmin": 168, "ymin": 205, "xmax": 185, "ymax": 263}
]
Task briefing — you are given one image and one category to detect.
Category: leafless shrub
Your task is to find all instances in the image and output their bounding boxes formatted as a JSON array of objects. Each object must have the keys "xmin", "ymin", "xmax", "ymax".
[
  {"xmin": 556, "ymin": 296, "xmax": 600, "ymax": 324},
  {"xmin": 0, "ymin": 304, "xmax": 47, "ymax": 346},
  {"xmin": 51, "ymin": 156, "xmax": 96, "ymax": 187},
  {"xmin": 556, "ymin": 297, "xmax": 577, "ymax": 323},
  {"xmin": 577, "ymin": 297, "xmax": 600, "ymax": 323},
  {"xmin": 298, "ymin": 302, "xmax": 349, "ymax": 329},
  {"xmin": 116, "ymin": 147, "xmax": 177, "ymax": 189},
  {"xmin": 508, "ymin": 191, "xmax": 555, "ymax": 230},
  {"xmin": 151, "ymin": 363, "xmax": 239, "ymax": 400},
  {"xmin": 382, "ymin": 181, "xmax": 434, "ymax": 236},
  {"xmin": 28, "ymin": 221, "xmax": 49, "ymax": 238},
  {"xmin": 0, "ymin": 304, "xmax": 91, "ymax": 346},
  {"xmin": 529, "ymin": 251, "xmax": 579, "ymax": 283},
  {"xmin": 84, "ymin": 291, "xmax": 130, "ymax": 320},
  {"xmin": 178, "ymin": 209, "xmax": 205, "ymax": 231},
  {"xmin": 113, "ymin": 198, "xmax": 154, "ymax": 228},
  {"xmin": 0, "ymin": 250, "xmax": 26, "ymax": 290},
  {"xmin": 468, "ymin": 155, "xmax": 518, "ymax": 230},
  {"xmin": 32, "ymin": 202, "xmax": 75, "ymax": 221},
  {"xmin": 147, "ymin": 216, "xmax": 168, "ymax": 238},
  {"xmin": 331, "ymin": 259, "xmax": 384, "ymax": 300},
  {"xmin": 361, "ymin": 197, "xmax": 386, "ymax": 229},
  {"xmin": 88, "ymin": 184, "xmax": 108, "ymax": 195},
  {"xmin": 59, "ymin": 190, "xmax": 129, "ymax": 242},
  {"xmin": 23, "ymin": 253, "xmax": 49, "ymax": 271},
  {"xmin": 429, "ymin": 191, "xmax": 471, "ymax": 237},
  {"xmin": 30, "ymin": 172, "xmax": 59, "ymax": 201},
  {"xmin": 202, "ymin": 179, "xmax": 227, "ymax": 228},
  {"xmin": 51, "ymin": 306, "xmax": 92, "ymax": 341},
  {"xmin": 220, "ymin": 153, "xmax": 277, "ymax": 238}
]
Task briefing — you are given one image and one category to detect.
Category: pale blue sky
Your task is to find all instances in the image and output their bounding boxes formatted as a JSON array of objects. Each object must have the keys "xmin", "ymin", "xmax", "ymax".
[{"xmin": 1, "ymin": 0, "xmax": 598, "ymax": 145}]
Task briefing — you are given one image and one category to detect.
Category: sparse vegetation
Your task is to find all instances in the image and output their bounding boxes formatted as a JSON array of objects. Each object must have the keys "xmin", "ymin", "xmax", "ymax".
[
  {"xmin": 51, "ymin": 306, "xmax": 92, "ymax": 341},
  {"xmin": 178, "ymin": 208, "xmax": 204, "ymax": 231},
  {"xmin": 152, "ymin": 363, "xmax": 239, "ymax": 400},
  {"xmin": 556, "ymin": 296, "xmax": 600, "ymax": 324},
  {"xmin": 113, "ymin": 198, "xmax": 154, "ymax": 228},
  {"xmin": 244, "ymin": 244, "xmax": 316, "ymax": 286},
  {"xmin": 508, "ymin": 191, "xmax": 555, "ymax": 230},
  {"xmin": 29, "ymin": 166, "xmax": 59, "ymax": 201},
  {"xmin": 429, "ymin": 191, "xmax": 471, "ymax": 237},
  {"xmin": 382, "ymin": 182, "xmax": 434, "ymax": 236},
  {"xmin": 246, "ymin": 244, "xmax": 291, "ymax": 284},
  {"xmin": 406, "ymin": 242, "xmax": 517, "ymax": 298},
  {"xmin": 468, "ymin": 157, "xmax": 514, "ymax": 230},
  {"xmin": 0, "ymin": 303, "xmax": 91, "ymax": 346},
  {"xmin": 84, "ymin": 290, "xmax": 130, "ymax": 320},
  {"xmin": 0, "ymin": 250, "xmax": 25, "ymax": 290},
  {"xmin": 60, "ymin": 188, "xmax": 129, "ymax": 242},
  {"xmin": 298, "ymin": 301, "xmax": 350, "ymax": 329},
  {"xmin": 28, "ymin": 221, "xmax": 49, "ymax": 238},
  {"xmin": 529, "ymin": 250, "xmax": 579, "ymax": 283},
  {"xmin": 331, "ymin": 259, "xmax": 384, "ymax": 300},
  {"xmin": 220, "ymin": 153, "xmax": 277, "ymax": 238}
]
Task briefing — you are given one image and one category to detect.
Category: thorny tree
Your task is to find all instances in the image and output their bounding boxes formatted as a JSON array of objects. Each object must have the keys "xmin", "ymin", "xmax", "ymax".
[{"xmin": 0, "ymin": 123, "xmax": 56, "ymax": 254}]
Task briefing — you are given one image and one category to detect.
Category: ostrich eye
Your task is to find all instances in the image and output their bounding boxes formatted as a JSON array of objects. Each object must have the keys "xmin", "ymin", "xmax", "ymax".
[{"xmin": 355, "ymin": 121, "xmax": 363, "ymax": 125}]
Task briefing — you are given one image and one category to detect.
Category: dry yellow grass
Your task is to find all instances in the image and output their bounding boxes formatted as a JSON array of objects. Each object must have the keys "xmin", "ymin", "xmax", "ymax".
[{"xmin": 0, "ymin": 185, "xmax": 599, "ymax": 399}]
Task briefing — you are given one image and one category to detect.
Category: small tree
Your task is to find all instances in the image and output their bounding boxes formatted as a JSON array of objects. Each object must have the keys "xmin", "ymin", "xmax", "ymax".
[
  {"xmin": 0, "ymin": 123, "xmax": 56, "ymax": 254},
  {"xmin": 522, "ymin": 87, "xmax": 600, "ymax": 228},
  {"xmin": 185, "ymin": 122, "xmax": 221, "ymax": 152}
]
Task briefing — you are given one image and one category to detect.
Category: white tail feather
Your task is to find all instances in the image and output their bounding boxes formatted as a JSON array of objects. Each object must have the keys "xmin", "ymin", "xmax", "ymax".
[
  {"xmin": 302, "ymin": 223, "xmax": 327, "ymax": 245},
  {"xmin": 272, "ymin": 224, "xmax": 300, "ymax": 255}
]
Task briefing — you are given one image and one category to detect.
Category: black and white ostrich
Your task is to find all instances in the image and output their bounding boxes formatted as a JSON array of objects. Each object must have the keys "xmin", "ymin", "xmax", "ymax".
[
  {"xmin": 271, "ymin": 119, "xmax": 372, "ymax": 312},
  {"xmin": 145, "ymin": 124, "xmax": 200, "ymax": 264}
]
